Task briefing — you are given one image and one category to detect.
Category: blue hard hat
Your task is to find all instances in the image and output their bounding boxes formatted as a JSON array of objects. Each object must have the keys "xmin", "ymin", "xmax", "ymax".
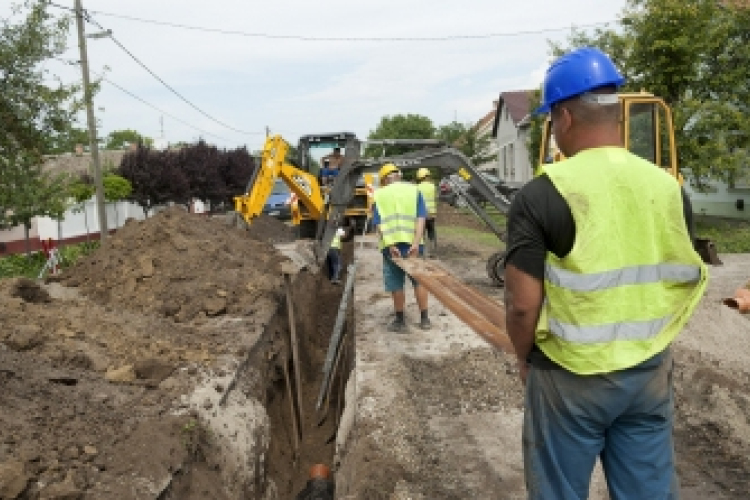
[{"xmin": 535, "ymin": 47, "xmax": 625, "ymax": 115}]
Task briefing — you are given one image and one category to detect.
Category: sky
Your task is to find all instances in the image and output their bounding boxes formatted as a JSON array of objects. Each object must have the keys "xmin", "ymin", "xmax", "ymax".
[{"xmin": 6, "ymin": 0, "xmax": 628, "ymax": 152}]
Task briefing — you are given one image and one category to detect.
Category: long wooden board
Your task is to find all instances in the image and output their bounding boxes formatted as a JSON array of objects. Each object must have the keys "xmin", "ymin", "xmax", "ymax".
[{"xmin": 393, "ymin": 258, "xmax": 515, "ymax": 354}]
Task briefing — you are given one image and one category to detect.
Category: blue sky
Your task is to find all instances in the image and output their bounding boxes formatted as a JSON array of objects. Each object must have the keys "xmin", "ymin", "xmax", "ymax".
[{"xmin": 5, "ymin": 0, "xmax": 628, "ymax": 151}]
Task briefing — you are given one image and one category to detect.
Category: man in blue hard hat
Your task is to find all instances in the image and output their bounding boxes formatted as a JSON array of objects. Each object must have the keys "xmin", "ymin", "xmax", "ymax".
[{"xmin": 503, "ymin": 47, "xmax": 707, "ymax": 499}]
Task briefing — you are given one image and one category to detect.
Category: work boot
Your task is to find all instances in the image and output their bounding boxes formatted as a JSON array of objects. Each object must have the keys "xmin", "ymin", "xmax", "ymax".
[
  {"xmin": 388, "ymin": 318, "xmax": 407, "ymax": 333},
  {"xmin": 419, "ymin": 317, "xmax": 432, "ymax": 330}
]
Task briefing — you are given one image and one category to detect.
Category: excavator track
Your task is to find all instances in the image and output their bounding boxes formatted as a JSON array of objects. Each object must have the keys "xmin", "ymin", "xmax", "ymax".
[{"xmin": 393, "ymin": 257, "xmax": 514, "ymax": 354}]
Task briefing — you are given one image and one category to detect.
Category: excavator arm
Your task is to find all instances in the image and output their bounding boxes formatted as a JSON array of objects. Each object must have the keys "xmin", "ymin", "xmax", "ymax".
[
  {"xmin": 234, "ymin": 135, "xmax": 325, "ymax": 224},
  {"xmin": 316, "ymin": 144, "xmax": 512, "ymax": 285}
]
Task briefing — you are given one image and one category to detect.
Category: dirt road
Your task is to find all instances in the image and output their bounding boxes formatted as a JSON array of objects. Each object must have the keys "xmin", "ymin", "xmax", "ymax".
[{"xmin": 334, "ymin": 204, "xmax": 750, "ymax": 499}]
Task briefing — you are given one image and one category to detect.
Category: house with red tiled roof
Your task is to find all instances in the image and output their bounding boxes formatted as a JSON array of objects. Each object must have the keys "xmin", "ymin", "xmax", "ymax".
[{"xmin": 491, "ymin": 90, "xmax": 534, "ymax": 185}]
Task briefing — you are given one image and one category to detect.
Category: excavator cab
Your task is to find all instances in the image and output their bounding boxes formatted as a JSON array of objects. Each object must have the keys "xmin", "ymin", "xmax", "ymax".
[
  {"xmin": 538, "ymin": 91, "xmax": 720, "ymax": 264},
  {"xmin": 538, "ymin": 92, "xmax": 681, "ymax": 182},
  {"xmin": 293, "ymin": 132, "xmax": 374, "ymax": 238}
]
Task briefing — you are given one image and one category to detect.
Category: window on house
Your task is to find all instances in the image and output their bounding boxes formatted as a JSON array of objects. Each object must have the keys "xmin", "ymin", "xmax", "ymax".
[
  {"xmin": 502, "ymin": 146, "xmax": 508, "ymax": 177},
  {"xmin": 508, "ymin": 143, "xmax": 515, "ymax": 178}
]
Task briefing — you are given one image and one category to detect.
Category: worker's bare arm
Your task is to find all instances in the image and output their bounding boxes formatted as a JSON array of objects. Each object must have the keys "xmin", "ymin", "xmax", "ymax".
[
  {"xmin": 504, "ymin": 263, "xmax": 543, "ymax": 383},
  {"xmin": 409, "ymin": 217, "xmax": 426, "ymax": 257}
]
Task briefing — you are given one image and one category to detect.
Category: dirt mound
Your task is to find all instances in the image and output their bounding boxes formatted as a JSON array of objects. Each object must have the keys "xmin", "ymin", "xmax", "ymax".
[
  {"xmin": 60, "ymin": 207, "xmax": 287, "ymax": 322},
  {"xmin": 0, "ymin": 206, "xmax": 308, "ymax": 499},
  {"xmin": 246, "ymin": 214, "xmax": 297, "ymax": 244}
]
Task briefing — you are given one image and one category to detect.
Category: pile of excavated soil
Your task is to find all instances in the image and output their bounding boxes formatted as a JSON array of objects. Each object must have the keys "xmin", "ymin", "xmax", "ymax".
[
  {"xmin": 0, "ymin": 207, "xmax": 304, "ymax": 499},
  {"xmin": 60, "ymin": 209, "xmax": 288, "ymax": 322},
  {"xmin": 245, "ymin": 214, "xmax": 297, "ymax": 244}
]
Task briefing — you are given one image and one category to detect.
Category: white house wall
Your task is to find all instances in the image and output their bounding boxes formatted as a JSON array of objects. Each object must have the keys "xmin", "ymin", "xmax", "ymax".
[
  {"xmin": 477, "ymin": 118, "xmax": 500, "ymax": 172},
  {"xmin": 495, "ymin": 113, "xmax": 532, "ymax": 184},
  {"xmin": 2, "ymin": 198, "xmax": 208, "ymax": 250}
]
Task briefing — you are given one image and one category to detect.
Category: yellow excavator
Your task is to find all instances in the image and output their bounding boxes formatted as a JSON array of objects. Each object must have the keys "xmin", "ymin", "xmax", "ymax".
[
  {"xmin": 538, "ymin": 90, "xmax": 720, "ymax": 264},
  {"xmin": 233, "ymin": 132, "xmax": 375, "ymax": 238},
  {"xmin": 538, "ymin": 91, "xmax": 682, "ymax": 181}
]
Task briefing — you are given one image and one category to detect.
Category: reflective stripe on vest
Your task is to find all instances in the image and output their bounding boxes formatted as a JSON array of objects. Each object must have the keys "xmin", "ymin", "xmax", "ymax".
[
  {"xmin": 536, "ymin": 147, "xmax": 707, "ymax": 375},
  {"xmin": 546, "ymin": 262, "xmax": 701, "ymax": 292},
  {"xmin": 374, "ymin": 182, "xmax": 419, "ymax": 249},
  {"xmin": 417, "ymin": 181, "xmax": 437, "ymax": 216}
]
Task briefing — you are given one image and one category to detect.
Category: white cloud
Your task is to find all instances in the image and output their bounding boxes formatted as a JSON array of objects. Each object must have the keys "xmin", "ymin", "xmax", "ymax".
[{"xmin": 2, "ymin": 0, "xmax": 628, "ymax": 150}]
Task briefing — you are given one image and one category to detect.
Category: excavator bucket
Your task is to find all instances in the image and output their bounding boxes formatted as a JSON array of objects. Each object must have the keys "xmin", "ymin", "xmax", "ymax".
[{"xmin": 695, "ymin": 238, "xmax": 723, "ymax": 266}]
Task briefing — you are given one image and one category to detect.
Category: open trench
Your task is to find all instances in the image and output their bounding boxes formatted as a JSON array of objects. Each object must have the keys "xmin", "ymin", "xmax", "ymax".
[{"xmin": 156, "ymin": 243, "xmax": 354, "ymax": 499}]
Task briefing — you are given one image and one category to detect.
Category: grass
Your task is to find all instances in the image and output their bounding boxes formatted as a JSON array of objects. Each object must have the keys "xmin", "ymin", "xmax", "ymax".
[
  {"xmin": 446, "ymin": 207, "xmax": 750, "ymax": 254},
  {"xmin": 0, "ymin": 241, "xmax": 100, "ymax": 279},
  {"xmin": 440, "ymin": 225, "xmax": 505, "ymax": 249},
  {"xmin": 695, "ymin": 217, "xmax": 750, "ymax": 253}
]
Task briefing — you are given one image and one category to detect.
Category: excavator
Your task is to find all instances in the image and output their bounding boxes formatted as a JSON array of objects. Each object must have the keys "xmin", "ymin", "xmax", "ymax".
[
  {"xmin": 311, "ymin": 91, "xmax": 719, "ymax": 286},
  {"xmin": 232, "ymin": 132, "xmax": 375, "ymax": 238}
]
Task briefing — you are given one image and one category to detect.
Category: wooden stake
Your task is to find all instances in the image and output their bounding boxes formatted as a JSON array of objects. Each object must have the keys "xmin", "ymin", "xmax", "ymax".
[
  {"xmin": 281, "ymin": 357, "xmax": 299, "ymax": 460},
  {"xmin": 284, "ymin": 273, "xmax": 304, "ymax": 439}
]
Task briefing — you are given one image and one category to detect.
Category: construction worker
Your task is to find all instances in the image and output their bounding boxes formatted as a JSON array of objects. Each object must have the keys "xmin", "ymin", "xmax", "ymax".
[
  {"xmin": 321, "ymin": 147, "xmax": 344, "ymax": 185},
  {"xmin": 294, "ymin": 464, "xmax": 334, "ymax": 500},
  {"xmin": 415, "ymin": 167, "xmax": 437, "ymax": 256},
  {"xmin": 373, "ymin": 163, "xmax": 431, "ymax": 332},
  {"xmin": 326, "ymin": 227, "xmax": 346, "ymax": 284},
  {"xmin": 503, "ymin": 47, "xmax": 707, "ymax": 500}
]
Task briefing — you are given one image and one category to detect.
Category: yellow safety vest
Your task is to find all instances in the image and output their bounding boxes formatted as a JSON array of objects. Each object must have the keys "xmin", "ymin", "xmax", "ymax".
[
  {"xmin": 536, "ymin": 147, "xmax": 707, "ymax": 375},
  {"xmin": 417, "ymin": 180, "xmax": 437, "ymax": 217},
  {"xmin": 331, "ymin": 234, "xmax": 342, "ymax": 250},
  {"xmin": 374, "ymin": 182, "xmax": 419, "ymax": 250}
]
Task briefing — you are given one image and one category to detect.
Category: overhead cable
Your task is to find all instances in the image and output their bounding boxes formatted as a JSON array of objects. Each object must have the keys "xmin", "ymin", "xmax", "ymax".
[
  {"xmin": 85, "ymin": 8, "xmax": 612, "ymax": 42},
  {"xmin": 52, "ymin": 56, "xmax": 234, "ymax": 142},
  {"xmin": 47, "ymin": 3, "xmax": 265, "ymax": 137}
]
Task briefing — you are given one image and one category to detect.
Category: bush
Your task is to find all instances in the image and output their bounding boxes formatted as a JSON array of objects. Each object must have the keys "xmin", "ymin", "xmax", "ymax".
[{"xmin": 0, "ymin": 241, "xmax": 99, "ymax": 279}]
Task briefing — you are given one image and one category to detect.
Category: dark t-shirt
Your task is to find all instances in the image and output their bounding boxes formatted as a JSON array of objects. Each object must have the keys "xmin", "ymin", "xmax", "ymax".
[{"xmin": 504, "ymin": 174, "xmax": 695, "ymax": 281}]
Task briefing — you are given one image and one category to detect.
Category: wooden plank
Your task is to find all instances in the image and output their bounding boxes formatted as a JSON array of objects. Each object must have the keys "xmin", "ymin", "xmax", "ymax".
[{"xmin": 393, "ymin": 258, "xmax": 515, "ymax": 354}]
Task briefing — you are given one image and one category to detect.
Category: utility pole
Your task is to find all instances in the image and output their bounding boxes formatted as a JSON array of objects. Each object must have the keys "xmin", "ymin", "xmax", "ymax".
[
  {"xmin": 75, "ymin": 0, "xmax": 108, "ymax": 243},
  {"xmin": 265, "ymin": 126, "xmax": 270, "ymax": 137}
]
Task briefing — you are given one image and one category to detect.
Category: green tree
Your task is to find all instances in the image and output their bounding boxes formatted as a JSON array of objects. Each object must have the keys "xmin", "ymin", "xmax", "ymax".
[
  {"xmin": 437, "ymin": 120, "xmax": 496, "ymax": 167},
  {"xmin": 435, "ymin": 121, "xmax": 466, "ymax": 147},
  {"xmin": 456, "ymin": 124, "xmax": 496, "ymax": 167},
  {"xmin": 105, "ymin": 129, "xmax": 154, "ymax": 150},
  {"xmin": 43, "ymin": 126, "xmax": 89, "ymax": 155},
  {"xmin": 365, "ymin": 114, "xmax": 436, "ymax": 157},
  {"xmin": 103, "ymin": 174, "xmax": 132, "ymax": 227},
  {"xmin": 552, "ymin": 0, "xmax": 750, "ymax": 186},
  {"xmin": 2, "ymin": 152, "xmax": 69, "ymax": 256},
  {"xmin": 1, "ymin": 1, "xmax": 82, "ymax": 253},
  {"xmin": 1, "ymin": 1, "xmax": 81, "ymax": 158},
  {"xmin": 526, "ymin": 89, "xmax": 545, "ymax": 171}
]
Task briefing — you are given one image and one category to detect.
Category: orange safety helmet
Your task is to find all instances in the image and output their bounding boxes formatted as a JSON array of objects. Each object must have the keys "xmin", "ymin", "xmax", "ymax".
[{"xmin": 309, "ymin": 463, "xmax": 331, "ymax": 480}]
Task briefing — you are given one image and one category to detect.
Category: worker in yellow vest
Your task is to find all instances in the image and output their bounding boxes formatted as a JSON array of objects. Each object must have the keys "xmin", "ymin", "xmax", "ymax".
[
  {"xmin": 415, "ymin": 168, "xmax": 437, "ymax": 257},
  {"xmin": 373, "ymin": 163, "xmax": 431, "ymax": 332},
  {"xmin": 503, "ymin": 47, "xmax": 707, "ymax": 500},
  {"xmin": 326, "ymin": 227, "xmax": 346, "ymax": 284}
]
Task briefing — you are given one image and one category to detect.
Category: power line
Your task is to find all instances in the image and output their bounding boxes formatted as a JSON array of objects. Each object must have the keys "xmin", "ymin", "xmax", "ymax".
[
  {"xmin": 47, "ymin": 3, "xmax": 265, "ymax": 137},
  {"xmin": 86, "ymin": 13, "xmax": 265, "ymax": 136},
  {"xmin": 85, "ymin": 8, "xmax": 612, "ymax": 42},
  {"xmin": 53, "ymin": 56, "xmax": 235, "ymax": 143}
]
